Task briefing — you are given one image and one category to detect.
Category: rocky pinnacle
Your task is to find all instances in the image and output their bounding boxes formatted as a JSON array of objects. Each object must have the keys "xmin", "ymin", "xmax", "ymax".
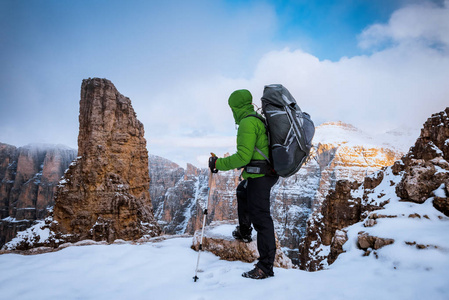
[{"xmin": 53, "ymin": 78, "xmax": 160, "ymax": 242}]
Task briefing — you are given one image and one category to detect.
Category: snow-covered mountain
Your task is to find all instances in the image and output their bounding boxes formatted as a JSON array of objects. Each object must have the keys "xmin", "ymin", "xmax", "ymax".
[{"xmin": 149, "ymin": 121, "xmax": 414, "ymax": 264}]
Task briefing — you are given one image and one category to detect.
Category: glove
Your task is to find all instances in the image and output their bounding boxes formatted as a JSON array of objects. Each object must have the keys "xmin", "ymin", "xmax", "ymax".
[{"xmin": 209, "ymin": 155, "xmax": 218, "ymax": 173}]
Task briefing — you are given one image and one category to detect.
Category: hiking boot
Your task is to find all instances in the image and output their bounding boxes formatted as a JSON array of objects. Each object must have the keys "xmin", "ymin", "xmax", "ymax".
[
  {"xmin": 232, "ymin": 226, "xmax": 252, "ymax": 243},
  {"xmin": 242, "ymin": 265, "xmax": 273, "ymax": 279}
]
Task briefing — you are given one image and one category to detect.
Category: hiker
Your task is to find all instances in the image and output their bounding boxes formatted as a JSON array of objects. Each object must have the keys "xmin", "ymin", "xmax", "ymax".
[{"xmin": 209, "ymin": 89, "xmax": 279, "ymax": 280}]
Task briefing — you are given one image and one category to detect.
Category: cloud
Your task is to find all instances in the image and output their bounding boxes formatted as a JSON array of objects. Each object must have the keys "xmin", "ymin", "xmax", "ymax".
[
  {"xmin": 245, "ymin": 44, "xmax": 449, "ymax": 134},
  {"xmin": 0, "ymin": 1, "xmax": 277, "ymax": 154},
  {"xmin": 358, "ymin": 0, "xmax": 449, "ymax": 50},
  {"xmin": 2, "ymin": 1, "xmax": 448, "ymax": 169},
  {"xmin": 166, "ymin": 1, "xmax": 449, "ymax": 167},
  {"xmin": 242, "ymin": 1, "xmax": 449, "ymax": 134}
]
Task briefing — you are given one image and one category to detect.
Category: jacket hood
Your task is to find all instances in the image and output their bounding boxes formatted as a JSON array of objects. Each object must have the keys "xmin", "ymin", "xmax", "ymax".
[{"xmin": 228, "ymin": 89, "xmax": 255, "ymax": 124}]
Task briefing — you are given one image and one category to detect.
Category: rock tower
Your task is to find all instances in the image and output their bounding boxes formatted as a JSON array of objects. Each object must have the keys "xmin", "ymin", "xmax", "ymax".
[{"xmin": 53, "ymin": 78, "xmax": 160, "ymax": 242}]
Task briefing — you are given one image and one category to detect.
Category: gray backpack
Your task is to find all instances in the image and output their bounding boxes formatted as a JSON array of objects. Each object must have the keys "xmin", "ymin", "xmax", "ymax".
[{"xmin": 253, "ymin": 84, "xmax": 315, "ymax": 177}]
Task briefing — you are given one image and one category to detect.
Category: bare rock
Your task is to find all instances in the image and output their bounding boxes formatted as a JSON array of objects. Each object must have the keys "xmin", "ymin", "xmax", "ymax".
[
  {"xmin": 396, "ymin": 158, "xmax": 449, "ymax": 203},
  {"xmin": 406, "ymin": 108, "xmax": 449, "ymax": 162},
  {"xmin": 396, "ymin": 161, "xmax": 438, "ymax": 203},
  {"xmin": 364, "ymin": 170, "xmax": 384, "ymax": 190},
  {"xmin": 433, "ymin": 196, "xmax": 449, "ymax": 217},
  {"xmin": 328, "ymin": 229, "xmax": 348, "ymax": 265},
  {"xmin": 357, "ymin": 231, "xmax": 394, "ymax": 250},
  {"xmin": 392, "ymin": 159, "xmax": 406, "ymax": 175},
  {"xmin": 320, "ymin": 180, "xmax": 363, "ymax": 245},
  {"xmin": 191, "ymin": 221, "xmax": 293, "ymax": 269},
  {"xmin": 52, "ymin": 78, "xmax": 160, "ymax": 244},
  {"xmin": 374, "ymin": 237, "xmax": 395, "ymax": 250},
  {"xmin": 357, "ymin": 232, "xmax": 375, "ymax": 249},
  {"xmin": 369, "ymin": 213, "xmax": 397, "ymax": 219}
]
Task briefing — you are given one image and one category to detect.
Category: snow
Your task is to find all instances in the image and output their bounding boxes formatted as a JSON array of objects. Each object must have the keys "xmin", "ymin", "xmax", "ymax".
[
  {"xmin": 177, "ymin": 173, "xmax": 209, "ymax": 234},
  {"xmin": 0, "ymin": 217, "xmax": 26, "ymax": 223},
  {"xmin": 313, "ymin": 122, "xmax": 376, "ymax": 147},
  {"xmin": 435, "ymin": 165, "xmax": 449, "ymax": 175},
  {"xmin": 58, "ymin": 178, "xmax": 68, "ymax": 185},
  {"xmin": 1, "ymin": 235, "xmax": 448, "ymax": 300},
  {"xmin": 2, "ymin": 139, "xmax": 449, "ymax": 299},
  {"xmin": 3, "ymin": 220, "xmax": 56, "ymax": 250},
  {"xmin": 208, "ymin": 223, "xmax": 236, "ymax": 237},
  {"xmin": 2, "ymin": 175, "xmax": 449, "ymax": 299},
  {"xmin": 433, "ymin": 184, "xmax": 447, "ymax": 198},
  {"xmin": 429, "ymin": 141, "xmax": 444, "ymax": 155},
  {"xmin": 313, "ymin": 122, "xmax": 418, "ymax": 152}
]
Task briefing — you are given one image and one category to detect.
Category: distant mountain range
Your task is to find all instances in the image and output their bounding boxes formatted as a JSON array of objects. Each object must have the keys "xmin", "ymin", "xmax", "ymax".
[
  {"xmin": 148, "ymin": 121, "xmax": 418, "ymax": 263},
  {"xmin": 0, "ymin": 121, "xmax": 418, "ymax": 261}
]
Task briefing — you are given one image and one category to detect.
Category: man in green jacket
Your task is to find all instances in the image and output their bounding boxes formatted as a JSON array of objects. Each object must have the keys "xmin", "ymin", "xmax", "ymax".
[{"xmin": 209, "ymin": 89, "xmax": 279, "ymax": 279}]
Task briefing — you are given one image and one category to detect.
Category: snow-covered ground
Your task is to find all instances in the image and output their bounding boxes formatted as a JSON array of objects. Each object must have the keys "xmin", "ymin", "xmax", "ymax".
[
  {"xmin": 1, "ymin": 161, "xmax": 448, "ymax": 300},
  {"xmin": 1, "ymin": 231, "xmax": 448, "ymax": 300}
]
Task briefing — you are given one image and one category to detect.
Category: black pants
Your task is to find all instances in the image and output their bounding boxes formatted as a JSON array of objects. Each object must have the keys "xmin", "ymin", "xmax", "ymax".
[{"xmin": 236, "ymin": 175, "xmax": 279, "ymax": 275}]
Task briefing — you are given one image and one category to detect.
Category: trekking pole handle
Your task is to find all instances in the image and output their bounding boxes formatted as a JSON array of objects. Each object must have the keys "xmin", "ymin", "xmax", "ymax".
[{"xmin": 209, "ymin": 152, "xmax": 218, "ymax": 173}]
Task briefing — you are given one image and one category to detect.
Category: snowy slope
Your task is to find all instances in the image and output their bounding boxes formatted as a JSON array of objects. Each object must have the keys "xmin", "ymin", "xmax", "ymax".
[
  {"xmin": 344, "ymin": 166, "xmax": 449, "ymax": 268},
  {"xmin": 0, "ymin": 234, "xmax": 447, "ymax": 300}
]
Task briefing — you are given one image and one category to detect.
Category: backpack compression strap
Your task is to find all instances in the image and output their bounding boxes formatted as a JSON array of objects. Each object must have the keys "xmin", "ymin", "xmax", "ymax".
[{"xmin": 254, "ymin": 146, "xmax": 270, "ymax": 164}]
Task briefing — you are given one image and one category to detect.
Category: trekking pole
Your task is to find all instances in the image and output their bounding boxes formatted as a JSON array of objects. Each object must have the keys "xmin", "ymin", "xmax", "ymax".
[{"xmin": 193, "ymin": 153, "xmax": 216, "ymax": 282}]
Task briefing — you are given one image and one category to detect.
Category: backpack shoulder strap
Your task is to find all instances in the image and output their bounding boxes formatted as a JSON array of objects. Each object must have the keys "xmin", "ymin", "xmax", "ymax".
[
  {"xmin": 244, "ymin": 113, "xmax": 266, "ymax": 125},
  {"xmin": 244, "ymin": 114, "xmax": 271, "ymax": 164}
]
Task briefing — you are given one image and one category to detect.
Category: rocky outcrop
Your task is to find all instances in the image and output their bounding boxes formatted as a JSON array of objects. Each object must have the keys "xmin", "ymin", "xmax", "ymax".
[
  {"xmin": 395, "ymin": 157, "xmax": 449, "ymax": 204},
  {"xmin": 396, "ymin": 108, "xmax": 449, "ymax": 207},
  {"xmin": 299, "ymin": 178, "xmax": 379, "ymax": 271},
  {"xmin": 300, "ymin": 108, "xmax": 449, "ymax": 271},
  {"xmin": 51, "ymin": 78, "xmax": 160, "ymax": 243},
  {"xmin": 191, "ymin": 221, "xmax": 293, "ymax": 269},
  {"xmin": 0, "ymin": 143, "xmax": 76, "ymax": 247}
]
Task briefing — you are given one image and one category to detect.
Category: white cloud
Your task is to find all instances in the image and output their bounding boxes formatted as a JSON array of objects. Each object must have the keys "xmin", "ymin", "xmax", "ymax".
[
  {"xmin": 358, "ymin": 1, "xmax": 449, "ymax": 50},
  {"xmin": 3, "ymin": 1, "xmax": 448, "ymax": 169},
  {"xmin": 164, "ymin": 1, "xmax": 449, "ymax": 167}
]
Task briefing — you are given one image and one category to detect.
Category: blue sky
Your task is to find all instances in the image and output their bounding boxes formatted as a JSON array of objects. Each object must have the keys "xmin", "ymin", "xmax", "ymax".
[{"xmin": 1, "ymin": 0, "xmax": 448, "ymax": 167}]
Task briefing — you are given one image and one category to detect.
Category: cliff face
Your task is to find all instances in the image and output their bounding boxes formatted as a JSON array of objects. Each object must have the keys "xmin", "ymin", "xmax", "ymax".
[
  {"xmin": 300, "ymin": 108, "xmax": 449, "ymax": 271},
  {"xmin": 150, "ymin": 155, "xmax": 238, "ymax": 235},
  {"xmin": 311, "ymin": 122, "xmax": 403, "ymax": 208},
  {"xmin": 52, "ymin": 78, "xmax": 160, "ymax": 243},
  {"xmin": 0, "ymin": 143, "xmax": 76, "ymax": 247}
]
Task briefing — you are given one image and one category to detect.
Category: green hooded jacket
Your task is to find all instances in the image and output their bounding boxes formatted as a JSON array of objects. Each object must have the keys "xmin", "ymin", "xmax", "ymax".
[{"xmin": 215, "ymin": 89, "xmax": 269, "ymax": 179}]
